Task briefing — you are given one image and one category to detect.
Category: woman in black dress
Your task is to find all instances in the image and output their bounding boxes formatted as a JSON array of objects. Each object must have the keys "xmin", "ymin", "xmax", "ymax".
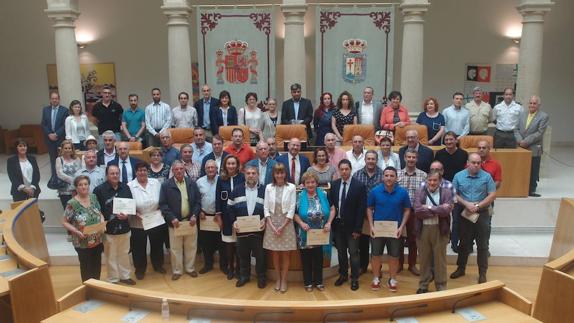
[{"xmin": 7, "ymin": 139, "xmax": 41, "ymax": 202}]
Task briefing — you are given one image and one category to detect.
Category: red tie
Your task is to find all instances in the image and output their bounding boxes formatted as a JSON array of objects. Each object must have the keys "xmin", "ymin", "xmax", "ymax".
[{"xmin": 291, "ymin": 157, "xmax": 296, "ymax": 184}]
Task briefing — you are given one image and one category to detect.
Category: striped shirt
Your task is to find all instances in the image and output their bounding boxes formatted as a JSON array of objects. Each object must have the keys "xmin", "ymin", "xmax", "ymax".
[{"xmin": 145, "ymin": 101, "xmax": 172, "ymax": 135}]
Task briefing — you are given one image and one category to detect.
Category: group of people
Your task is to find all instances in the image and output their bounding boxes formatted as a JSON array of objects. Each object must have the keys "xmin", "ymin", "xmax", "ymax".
[{"xmin": 4, "ymin": 81, "xmax": 548, "ymax": 295}]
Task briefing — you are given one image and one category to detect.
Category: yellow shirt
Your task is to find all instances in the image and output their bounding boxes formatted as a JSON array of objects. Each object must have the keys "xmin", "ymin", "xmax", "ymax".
[
  {"xmin": 526, "ymin": 112, "xmax": 537, "ymax": 129},
  {"xmin": 175, "ymin": 178, "xmax": 190, "ymax": 219}
]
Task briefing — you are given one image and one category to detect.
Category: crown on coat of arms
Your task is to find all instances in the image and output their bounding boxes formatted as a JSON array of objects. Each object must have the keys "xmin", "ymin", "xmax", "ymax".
[
  {"xmin": 225, "ymin": 40, "xmax": 249, "ymax": 55},
  {"xmin": 342, "ymin": 38, "xmax": 367, "ymax": 53}
]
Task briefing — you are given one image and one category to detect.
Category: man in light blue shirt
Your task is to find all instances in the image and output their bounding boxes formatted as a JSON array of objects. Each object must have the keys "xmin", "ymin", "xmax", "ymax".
[
  {"xmin": 191, "ymin": 128, "xmax": 212, "ymax": 164},
  {"xmin": 450, "ymin": 153, "xmax": 496, "ymax": 284},
  {"xmin": 145, "ymin": 88, "xmax": 172, "ymax": 147},
  {"xmin": 442, "ymin": 92, "xmax": 470, "ymax": 139}
]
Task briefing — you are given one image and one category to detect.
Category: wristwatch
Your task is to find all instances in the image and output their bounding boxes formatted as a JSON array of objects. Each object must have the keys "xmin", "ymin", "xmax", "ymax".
[
  {"xmin": 474, "ymin": 203, "xmax": 480, "ymax": 209},
  {"xmin": 427, "ymin": 205, "xmax": 432, "ymax": 210}
]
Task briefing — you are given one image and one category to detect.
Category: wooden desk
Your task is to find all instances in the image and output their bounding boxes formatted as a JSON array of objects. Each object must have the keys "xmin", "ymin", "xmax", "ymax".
[
  {"xmin": 46, "ymin": 279, "xmax": 535, "ymax": 322},
  {"xmin": 549, "ymin": 198, "xmax": 574, "ymax": 260},
  {"xmin": 533, "ymin": 248, "xmax": 574, "ymax": 323}
]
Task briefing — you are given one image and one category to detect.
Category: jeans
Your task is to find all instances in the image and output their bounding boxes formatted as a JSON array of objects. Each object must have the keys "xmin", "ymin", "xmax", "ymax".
[{"xmin": 333, "ymin": 220, "xmax": 360, "ymax": 281}]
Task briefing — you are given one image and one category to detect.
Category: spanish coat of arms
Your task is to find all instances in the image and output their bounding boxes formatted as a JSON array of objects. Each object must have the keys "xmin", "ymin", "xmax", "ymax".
[{"xmin": 216, "ymin": 40, "xmax": 259, "ymax": 85}]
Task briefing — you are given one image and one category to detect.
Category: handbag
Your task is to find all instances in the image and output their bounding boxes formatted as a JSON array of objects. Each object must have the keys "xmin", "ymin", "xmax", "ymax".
[{"xmin": 47, "ymin": 159, "xmax": 68, "ymax": 190}]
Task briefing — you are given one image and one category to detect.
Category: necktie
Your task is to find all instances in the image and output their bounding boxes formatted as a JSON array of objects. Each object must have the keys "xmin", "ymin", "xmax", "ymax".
[
  {"xmin": 121, "ymin": 160, "xmax": 128, "ymax": 184},
  {"xmin": 51, "ymin": 108, "xmax": 57, "ymax": 132},
  {"xmin": 340, "ymin": 181, "xmax": 347, "ymax": 216},
  {"xmin": 291, "ymin": 157, "xmax": 296, "ymax": 184}
]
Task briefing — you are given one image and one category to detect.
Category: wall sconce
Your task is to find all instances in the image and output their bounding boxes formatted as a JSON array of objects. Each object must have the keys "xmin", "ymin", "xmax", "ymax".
[
  {"xmin": 77, "ymin": 42, "xmax": 88, "ymax": 49},
  {"xmin": 512, "ymin": 38, "xmax": 521, "ymax": 45}
]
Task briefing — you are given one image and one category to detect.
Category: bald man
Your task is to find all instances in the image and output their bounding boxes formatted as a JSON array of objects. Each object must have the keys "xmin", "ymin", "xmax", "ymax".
[{"xmin": 276, "ymin": 137, "xmax": 311, "ymax": 185}]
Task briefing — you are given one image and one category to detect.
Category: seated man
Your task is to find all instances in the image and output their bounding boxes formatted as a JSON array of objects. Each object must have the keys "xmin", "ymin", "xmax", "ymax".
[
  {"xmin": 245, "ymin": 141, "xmax": 277, "ymax": 186},
  {"xmin": 398, "ymin": 129, "xmax": 433, "ymax": 173},
  {"xmin": 276, "ymin": 137, "xmax": 311, "ymax": 186},
  {"xmin": 223, "ymin": 128, "xmax": 255, "ymax": 167},
  {"xmin": 108, "ymin": 141, "xmax": 141, "ymax": 184},
  {"xmin": 97, "ymin": 130, "xmax": 117, "ymax": 166},
  {"xmin": 159, "ymin": 129, "xmax": 180, "ymax": 166}
]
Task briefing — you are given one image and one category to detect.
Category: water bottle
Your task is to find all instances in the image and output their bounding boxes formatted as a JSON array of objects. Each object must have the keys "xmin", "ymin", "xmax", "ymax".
[{"xmin": 161, "ymin": 298, "xmax": 169, "ymax": 320}]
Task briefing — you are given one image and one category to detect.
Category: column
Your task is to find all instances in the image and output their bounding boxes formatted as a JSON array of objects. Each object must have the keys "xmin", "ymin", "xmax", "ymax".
[
  {"xmin": 399, "ymin": 0, "xmax": 430, "ymax": 111},
  {"xmin": 45, "ymin": 0, "xmax": 83, "ymax": 106},
  {"xmin": 281, "ymin": 0, "xmax": 308, "ymax": 99},
  {"xmin": 161, "ymin": 0, "xmax": 193, "ymax": 105},
  {"xmin": 515, "ymin": 0, "xmax": 553, "ymax": 105}
]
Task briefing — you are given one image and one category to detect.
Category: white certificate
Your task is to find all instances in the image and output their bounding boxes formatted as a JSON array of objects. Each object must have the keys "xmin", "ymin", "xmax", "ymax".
[
  {"xmin": 173, "ymin": 220, "xmax": 197, "ymax": 237},
  {"xmin": 235, "ymin": 216, "xmax": 261, "ymax": 233},
  {"xmin": 141, "ymin": 210, "xmax": 165, "ymax": 231},
  {"xmin": 373, "ymin": 220, "xmax": 398, "ymax": 238},
  {"xmin": 113, "ymin": 198, "xmax": 136, "ymax": 215},
  {"xmin": 83, "ymin": 221, "xmax": 107, "ymax": 235},
  {"xmin": 200, "ymin": 215, "xmax": 220, "ymax": 232},
  {"xmin": 306, "ymin": 229, "xmax": 330, "ymax": 246}
]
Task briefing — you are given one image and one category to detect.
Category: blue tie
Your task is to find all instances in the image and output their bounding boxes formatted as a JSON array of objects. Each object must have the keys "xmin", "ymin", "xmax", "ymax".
[
  {"xmin": 51, "ymin": 108, "xmax": 57, "ymax": 132},
  {"xmin": 121, "ymin": 160, "xmax": 128, "ymax": 184}
]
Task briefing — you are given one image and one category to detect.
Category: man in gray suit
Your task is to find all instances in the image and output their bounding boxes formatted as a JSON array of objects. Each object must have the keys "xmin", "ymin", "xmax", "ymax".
[
  {"xmin": 354, "ymin": 86, "xmax": 383, "ymax": 130},
  {"xmin": 516, "ymin": 95, "xmax": 549, "ymax": 197}
]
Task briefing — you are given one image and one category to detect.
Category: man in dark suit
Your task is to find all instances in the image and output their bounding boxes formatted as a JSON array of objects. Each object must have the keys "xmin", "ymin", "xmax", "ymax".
[
  {"xmin": 276, "ymin": 138, "xmax": 310, "ymax": 186},
  {"xmin": 194, "ymin": 85, "xmax": 219, "ymax": 138},
  {"xmin": 159, "ymin": 160, "xmax": 202, "ymax": 281},
  {"xmin": 398, "ymin": 129, "xmax": 434, "ymax": 173},
  {"xmin": 41, "ymin": 92, "xmax": 69, "ymax": 177},
  {"xmin": 328, "ymin": 159, "xmax": 367, "ymax": 291},
  {"xmin": 281, "ymin": 83, "xmax": 314, "ymax": 139},
  {"xmin": 97, "ymin": 130, "xmax": 118, "ymax": 166},
  {"xmin": 200, "ymin": 134, "xmax": 229, "ymax": 177},
  {"xmin": 516, "ymin": 95, "xmax": 550, "ymax": 197},
  {"xmin": 107, "ymin": 141, "xmax": 141, "ymax": 184}
]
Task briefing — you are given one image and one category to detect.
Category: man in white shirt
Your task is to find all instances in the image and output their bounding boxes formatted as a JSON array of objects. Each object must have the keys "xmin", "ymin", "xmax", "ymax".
[
  {"xmin": 492, "ymin": 87, "xmax": 524, "ymax": 148},
  {"xmin": 75, "ymin": 149, "xmax": 105, "ymax": 192},
  {"xmin": 346, "ymin": 135, "xmax": 366, "ymax": 176},
  {"xmin": 442, "ymin": 92, "xmax": 470, "ymax": 138},
  {"xmin": 355, "ymin": 86, "xmax": 383, "ymax": 130},
  {"xmin": 196, "ymin": 160, "xmax": 223, "ymax": 274},
  {"xmin": 172, "ymin": 91, "xmax": 198, "ymax": 128},
  {"xmin": 465, "ymin": 87, "xmax": 492, "ymax": 135},
  {"xmin": 191, "ymin": 128, "xmax": 213, "ymax": 164},
  {"xmin": 97, "ymin": 130, "xmax": 117, "ymax": 166},
  {"xmin": 145, "ymin": 88, "xmax": 172, "ymax": 147}
]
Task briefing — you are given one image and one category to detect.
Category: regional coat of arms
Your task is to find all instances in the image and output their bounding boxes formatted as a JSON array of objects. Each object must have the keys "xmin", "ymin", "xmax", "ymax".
[
  {"xmin": 215, "ymin": 40, "xmax": 259, "ymax": 84},
  {"xmin": 342, "ymin": 38, "xmax": 367, "ymax": 84}
]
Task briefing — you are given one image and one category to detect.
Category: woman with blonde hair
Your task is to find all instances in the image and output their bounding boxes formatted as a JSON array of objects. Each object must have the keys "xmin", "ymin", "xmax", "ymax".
[{"xmin": 55, "ymin": 139, "xmax": 82, "ymax": 208}]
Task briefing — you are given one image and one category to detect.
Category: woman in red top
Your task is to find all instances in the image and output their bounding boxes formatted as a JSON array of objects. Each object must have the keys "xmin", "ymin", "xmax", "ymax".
[{"xmin": 379, "ymin": 91, "xmax": 411, "ymax": 132}]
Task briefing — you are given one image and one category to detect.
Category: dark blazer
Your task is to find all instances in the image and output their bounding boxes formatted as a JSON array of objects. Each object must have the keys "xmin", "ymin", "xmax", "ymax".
[
  {"xmin": 399, "ymin": 144, "xmax": 434, "ymax": 173},
  {"xmin": 7, "ymin": 155, "xmax": 41, "ymax": 201},
  {"xmin": 328, "ymin": 177, "xmax": 367, "ymax": 234},
  {"xmin": 209, "ymin": 105, "xmax": 238, "ymax": 135},
  {"xmin": 159, "ymin": 177, "xmax": 201, "ymax": 226},
  {"xmin": 245, "ymin": 158, "xmax": 277, "ymax": 186},
  {"xmin": 226, "ymin": 183, "xmax": 266, "ymax": 237},
  {"xmin": 354, "ymin": 100, "xmax": 383, "ymax": 130},
  {"xmin": 200, "ymin": 151, "xmax": 230, "ymax": 177},
  {"xmin": 107, "ymin": 156, "xmax": 141, "ymax": 181},
  {"xmin": 96, "ymin": 149, "xmax": 116, "ymax": 167},
  {"xmin": 516, "ymin": 110, "xmax": 549, "ymax": 157},
  {"xmin": 281, "ymin": 98, "xmax": 314, "ymax": 138},
  {"xmin": 276, "ymin": 153, "xmax": 311, "ymax": 185},
  {"xmin": 41, "ymin": 105, "xmax": 69, "ymax": 142},
  {"xmin": 194, "ymin": 97, "xmax": 220, "ymax": 129}
]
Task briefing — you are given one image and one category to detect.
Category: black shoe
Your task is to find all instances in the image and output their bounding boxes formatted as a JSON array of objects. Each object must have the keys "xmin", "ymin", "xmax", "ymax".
[
  {"xmin": 350, "ymin": 280, "xmax": 359, "ymax": 291},
  {"xmin": 450, "ymin": 268, "xmax": 466, "ymax": 279},
  {"xmin": 154, "ymin": 267, "xmax": 167, "ymax": 274},
  {"xmin": 416, "ymin": 288, "xmax": 428, "ymax": 294},
  {"xmin": 227, "ymin": 270, "xmax": 235, "ymax": 280},
  {"xmin": 529, "ymin": 192, "xmax": 541, "ymax": 197},
  {"xmin": 478, "ymin": 273, "xmax": 487, "ymax": 284},
  {"xmin": 334, "ymin": 275, "xmax": 348, "ymax": 286},
  {"xmin": 135, "ymin": 272, "xmax": 145, "ymax": 280},
  {"xmin": 257, "ymin": 278, "xmax": 266, "ymax": 289},
  {"xmin": 236, "ymin": 278, "xmax": 250, "ymax": 287},
  {"xmin": 120, "ymin": 279, "xmax": 136, "ymax": 285},
  {"xmin": 199, "ymin": 267, "xmax": 213, "ymax": 274},
  {"xmin": 187, "ymin": 271, "xmax": 198, "ymax": 278}
]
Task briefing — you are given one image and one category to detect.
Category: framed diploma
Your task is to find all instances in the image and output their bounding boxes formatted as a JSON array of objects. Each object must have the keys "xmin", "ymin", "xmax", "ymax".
[
  {"xmin": 200, "ymin": 215, "xmax": 220, "ymax": 232},
  {"xmin": 83, "ymin": 221, "xmax": 107, "ymax": 235},
  {"xmin": 373, "ymin": 220, "xmax": 398, "ymax": 238},
  {"xmin": 235, "ymin": 215, "xmax": 261, "ymax": 233},
  {"xmin": 306, "ymin": 229, "xmax": 330, "ymax": 246},
  {"xmin": 141, "ymin": 210, "xmax": 165, "ymax": 231},
  {"xmin": 173, "ymin": 221, "xmax": 197, "ymax": 237},
  {"xmin": 112, "ymin": 198, "xmax": 136, "ymax": 215}
]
